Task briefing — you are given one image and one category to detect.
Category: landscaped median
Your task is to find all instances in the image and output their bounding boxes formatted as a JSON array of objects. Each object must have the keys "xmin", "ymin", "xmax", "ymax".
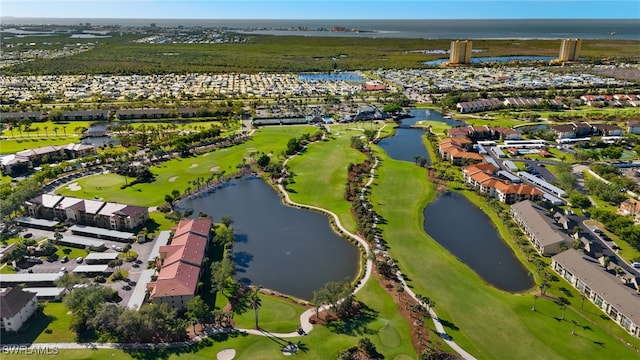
[{"xmin": 367, "ymin": 145, "xmax": 640, "ymax": 359}]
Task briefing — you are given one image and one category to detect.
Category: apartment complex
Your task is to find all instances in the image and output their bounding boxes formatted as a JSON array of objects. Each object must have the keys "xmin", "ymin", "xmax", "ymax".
[
  {"xmin": 552, "ymin": 249, "xmax": 640, "ymax": 338},
  {"xmin": 1, "ymin": 143, "xmax": 96, "ymax": 175},
  {"xmin": 26, "ymin": 194, "xmax": 148, "ymax": 231},
  {"xmin": 147, "ymin": 218, "xmax": 212, "ymax": 310},
  {"xmin": 510, "ymin": 200, "xmax": 573, "ymax": 255},
  {"xmin": 463, "ymin": 163, "xmax": 543, "ymax": 205},
  {"xmin": 438, "ymin": 137, "xmax": 485, "ymax": 166},
  {"xmin": 449, "ymin": 40, "xmax": 473, "ymax": 65},
  {"xmin": 558, "ymin": 38, "xmax": 582, "ymax": 62}
]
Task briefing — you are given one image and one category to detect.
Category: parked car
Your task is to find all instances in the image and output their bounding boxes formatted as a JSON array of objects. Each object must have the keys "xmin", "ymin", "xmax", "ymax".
[
  {"xmin": 23, "ymin": 232, "xmax": 33, "ymax": 238},
  {"xmin": 61, "ymin": 256, "xmax": 69, "ymax": 263},
  {"xmin": 59, "ymin": 267, "xmax": 67, "ymax": 273},
  {"xmin": 632, "ymin": 262, "xmax": 640, "ymax": 268},
  {"xmin": 76, "ymin": 257, "xmax": 83, "ymax": 264}
]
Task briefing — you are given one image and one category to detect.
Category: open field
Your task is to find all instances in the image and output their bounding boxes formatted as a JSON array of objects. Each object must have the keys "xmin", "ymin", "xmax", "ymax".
[
  {"xmin": 3, "ymin": 36, "xmax": 639, "ymax": 75},
  {"xmin": 367, "ymin": 146, "xmax": 640, "ymax": 359}
]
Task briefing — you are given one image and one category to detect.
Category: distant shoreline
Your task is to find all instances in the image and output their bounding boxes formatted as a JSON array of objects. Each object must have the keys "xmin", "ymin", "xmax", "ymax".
[{"xmin": 1, "ymin": 18, "xmax": 639, "ymax": 40}]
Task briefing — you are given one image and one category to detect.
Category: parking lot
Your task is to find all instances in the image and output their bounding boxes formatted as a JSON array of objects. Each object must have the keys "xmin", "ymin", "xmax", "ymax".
[{"xmin": 11, "ymin": 227, "xmax": 157, "ymax": 306}]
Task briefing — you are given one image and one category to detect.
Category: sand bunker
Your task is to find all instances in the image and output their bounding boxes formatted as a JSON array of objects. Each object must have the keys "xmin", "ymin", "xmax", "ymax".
[
  {"xmin": 216, "ymin": 349, "xmax": 236, "ymax": 360},
  {"xmin": 190, "ymin": 164, "xmax": 198, "ymax": 168},
  {"xmin": 210, "ymin": 166, "xmax": 220, "ymax": 172},
  {"xmin": 66, "ymin": 182, "xmax": 81, "ymax": 191},
  {"xmin": 168, "ymin": 176, "xmax": 179, "ymax": 182}
]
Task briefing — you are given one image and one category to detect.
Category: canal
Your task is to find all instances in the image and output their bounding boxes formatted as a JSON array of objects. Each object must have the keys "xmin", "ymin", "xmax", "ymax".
[{"xmin": 179, "ymin": 177, "xmax": 359, "ymax": 300}]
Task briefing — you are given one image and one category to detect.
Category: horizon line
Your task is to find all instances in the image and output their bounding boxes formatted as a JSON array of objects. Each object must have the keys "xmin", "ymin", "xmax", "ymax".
[{"xmin": 2, "ymin": 16, "xmax": 638, "ymax": 20}]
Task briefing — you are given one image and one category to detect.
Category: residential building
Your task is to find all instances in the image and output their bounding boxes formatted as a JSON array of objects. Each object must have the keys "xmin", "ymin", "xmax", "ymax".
[
  {"xmin": 0, "ymin": 287, "xmax": 38, "ymax": 332},
  {"xmin": 552, "ymin": 249, "xmax": 640, "ymax": 338},
  {"xmin": 439, "ymin": 138, "xmax": 484, "ymax": 166},
  {"xmin": 551, "ymin": 123, "xmax": 593, "ymax": 139},
  {"xmin": 27, "ymin": 195, "xmax": 148, "ymax": 231},
  {"xmin": 510, "ymin": 200, "xmax": 573, "ymax": 255},
  {"xmin": 618, "ymin": 198, "xmax": 640, "ymax": 223},
  {"xmin": 147, "ymin": 218, "xmax": 212, "ymax": 310},
  {"xmin": 2, "ymin": 143, "xmax": 96, "ymax": 174},
  {"xmin": 449, "ymin": 40, "xmax": 472, "ymax": 65},
  {"xmin": 592, "ymin": 123, "xmax": 624, "ymax": 136},
  {"xmin": 455, "ymin": 98, "xmax": 502, "ymax": 113},
  {"xmin": 627, "ymin": 121, "xmax": 640, "ymax": 135},
  {"xmin": 362, "ymin": 81, "xmax": 388, "ymax": 91},
  {"xmin": 0, "ymin": 111, "xmax": 45, "ymax": 122},
  {"xmin": 464, "ymin": 164, "xmax": 542, "ymax": 204},
  {"xmin": 558, "ymin": 39, "xmax": 582, "ymax": 62},
  {"xmin": 492, "ymin": 127, "xmax": 522, "ymax": 140},
  {"xmin": 60, "ymin": 110, "xmax": 108, "ymax": 121}
]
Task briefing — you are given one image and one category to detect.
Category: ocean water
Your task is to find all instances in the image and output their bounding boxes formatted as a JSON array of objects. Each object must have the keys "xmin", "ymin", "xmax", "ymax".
[{"xmin": 1, "ymin": 18, "xmax": 639, "ymax": 40}]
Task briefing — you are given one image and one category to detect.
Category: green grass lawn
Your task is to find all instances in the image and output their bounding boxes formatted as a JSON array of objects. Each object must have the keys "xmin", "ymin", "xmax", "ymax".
[
  {"xmin": 415, "ymin": 120, "xmax": 451, "ymax": 136},
  {"xmin": 0, "ymin": 264, "xmax": 16, "ymax": 274},
  {"xmin": 55, "ymin": 246, "xmax": 91, "ymax": 261},
  {"xmin": 1, "ymin": 302, "xmax": 76, "ymax": 344},
  {"xmin": 367, "ymin": 147, "xmax": 639, "ymax": 359},
  {"xmin": 55, "ymin": 126, "xmax": 315, "ymax": 206},
  {"xmin": 233, "ymin": 293, "xmax": 306, "ymax": 333},
  {"xmin": 286, "ymin": 129, "xmax": 369, "ymax": 233}
]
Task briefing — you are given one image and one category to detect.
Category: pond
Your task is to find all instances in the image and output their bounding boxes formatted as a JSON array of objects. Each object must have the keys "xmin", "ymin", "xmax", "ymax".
[
  {"xmin": 425, "ymin": 55, "xmax": 557, "ymax": 66},
  {"xmin": 179, "ymin": 177, "xmax": 359, "ymax": 300},
  {"xmin": 423, "ymin": 192, "xmax": 533, "ymax": 292},
  {"xmin": 298, "ymin": 72, "xmax": 363, "ymax": 82},
  {"xmin": 377, "ymin": 109, "xmax": 465, "ymax": 164}
]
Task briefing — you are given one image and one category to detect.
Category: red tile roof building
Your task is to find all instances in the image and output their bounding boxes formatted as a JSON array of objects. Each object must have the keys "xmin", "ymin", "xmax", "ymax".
[
  {"xmin": 147, "ymin": 218, "xmax": 212, "ymax": 310},
  {"xmin": 463, "ymin": 163, "xmax": 542, "ymax": 204},
  {"xmin": 439, "ymin": 137, "xmax": 484, "ymax": 166}
]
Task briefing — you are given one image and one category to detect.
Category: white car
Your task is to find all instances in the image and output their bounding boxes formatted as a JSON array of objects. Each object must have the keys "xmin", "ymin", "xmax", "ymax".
[{"xmin": 632, "ymin": 262, "xmax": 640, "ymax": 269}]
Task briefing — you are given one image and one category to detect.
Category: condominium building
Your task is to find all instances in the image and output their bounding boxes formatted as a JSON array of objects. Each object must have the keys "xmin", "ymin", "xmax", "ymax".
[
  {"xmin": 558, "ymin": 39, "xmax": 582, "ymax": 62},
  {"xmin": 449, "ymin": 40, "xmax": 473, "ymax": 65}
]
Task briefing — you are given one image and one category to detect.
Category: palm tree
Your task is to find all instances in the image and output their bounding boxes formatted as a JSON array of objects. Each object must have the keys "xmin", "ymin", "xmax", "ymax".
[
  {"xmin": 43, "ymin": 126, "xmax": 49, "ymax": 137},
  {"xmin": 249, "ymin": 287, "xmax": 262, "ymax": 329},
  {"xmin": 532, "ymin": 294, "xmax": 539, "ymax": 311},
  {"xmin": 53, "ymin": 127, "xmax": 59, "ymax": 138}
]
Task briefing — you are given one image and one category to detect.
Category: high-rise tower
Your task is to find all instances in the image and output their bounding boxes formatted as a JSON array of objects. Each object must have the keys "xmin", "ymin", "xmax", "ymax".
[
  {"xmin": 558, "ymin": 39, "xmax": 582, "ymax": 62},
  {"xmin": 449, "ymin": 40, "xmax": 473, "ymax": 65}
]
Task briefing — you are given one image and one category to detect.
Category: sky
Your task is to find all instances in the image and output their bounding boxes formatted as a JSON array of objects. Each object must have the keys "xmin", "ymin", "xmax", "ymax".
[{"xmin": 1, "ymin": 0, "xmax": 639, "ymax": 20}]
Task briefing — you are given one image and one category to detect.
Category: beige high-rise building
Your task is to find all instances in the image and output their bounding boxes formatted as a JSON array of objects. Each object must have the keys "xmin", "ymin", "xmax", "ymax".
[
  {"xmin": 558, "ymin": 39, "xmax": 582, "ymax": 62},
  {"xmin": 449, "ymin": 40, "xmax": 473, "ymax": 65}
]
